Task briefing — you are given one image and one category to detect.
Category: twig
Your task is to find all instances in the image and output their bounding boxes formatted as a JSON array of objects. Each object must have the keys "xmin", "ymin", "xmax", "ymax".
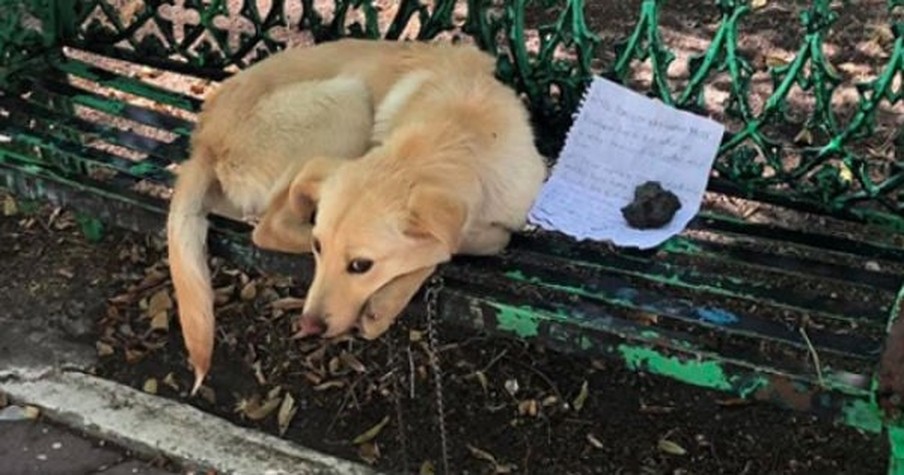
[{"xmin": 799, "ymin": 325, "xmax": 825, "ymax": 387}]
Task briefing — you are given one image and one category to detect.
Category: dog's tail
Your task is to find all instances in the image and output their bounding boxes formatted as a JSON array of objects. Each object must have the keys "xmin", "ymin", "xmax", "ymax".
[{"xmin": 166, "ymin": 151, "xmax": 218, "ymax": 395}]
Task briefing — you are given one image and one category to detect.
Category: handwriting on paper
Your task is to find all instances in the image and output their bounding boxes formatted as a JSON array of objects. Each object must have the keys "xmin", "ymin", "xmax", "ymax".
[{"xmin": 528, "ymin": 76, "xmax": 725, "ymax": 249}]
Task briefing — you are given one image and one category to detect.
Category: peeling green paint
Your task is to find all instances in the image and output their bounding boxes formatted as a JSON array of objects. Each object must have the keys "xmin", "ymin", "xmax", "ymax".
[
  {"xmin": 841, "ymin": 399, "xmax": 883, "ymax": 434},
  {"xmin": 619, "ymin": 344, "xmax": 733, "ymax": 391},
  {"xmin": 73, "ymin": 94, "xmax": 125, "ymax": 114},
  {"xmin": 889, "ymin": 425, "xmax": 904, "ymax": 474},
  {"xmin": 491, "ymin": 303, "xmax": 540, "ymax": 338},
  {"xmin": 659, "ymin": 237, "xmax": 703, "ymax": 254}
]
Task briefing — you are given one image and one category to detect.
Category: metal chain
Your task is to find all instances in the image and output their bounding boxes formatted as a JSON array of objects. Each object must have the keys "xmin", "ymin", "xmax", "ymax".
[
  {"xmin": 387, "ymin": 334, "xmax": 410, "ymax": 474},
  {"xmin": 424, "ymin": 275, "xmax": 450, "ymax": 475}
]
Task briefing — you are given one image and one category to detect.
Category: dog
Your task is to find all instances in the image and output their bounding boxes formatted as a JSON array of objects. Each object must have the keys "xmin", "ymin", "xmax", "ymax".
[
  {"xmin": 168, "ymin": 39, "xmax": 513, "ymax": 393},
  {"xmin": 284, "ymin": 42, "xmax": 549, "ymax": 341}
]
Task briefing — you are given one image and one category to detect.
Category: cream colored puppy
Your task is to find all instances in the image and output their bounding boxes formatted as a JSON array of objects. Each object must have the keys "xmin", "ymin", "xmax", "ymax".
[
  {"xmin": 168, "ymin": 39, "xmax": 503, "ymax": 392},
  {"xmin": 289, "ymin": 43, "xmax": 548, "ymax": 340}
]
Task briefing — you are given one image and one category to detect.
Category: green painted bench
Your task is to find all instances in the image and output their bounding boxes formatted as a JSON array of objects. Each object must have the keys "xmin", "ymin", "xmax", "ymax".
[{"xmin": 1, "ymin": 0, "xmax": 903, "ymax": 471}]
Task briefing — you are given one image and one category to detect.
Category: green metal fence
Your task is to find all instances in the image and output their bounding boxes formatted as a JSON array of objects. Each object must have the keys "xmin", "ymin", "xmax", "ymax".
[{"xmin": 0, "ymin": 0, "xmax": 901, "ymax": 229}]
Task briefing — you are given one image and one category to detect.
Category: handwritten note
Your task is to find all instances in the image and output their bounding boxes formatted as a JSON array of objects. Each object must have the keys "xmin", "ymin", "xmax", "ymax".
[{"xmin": 528, "ymin": 77, "xmax": 725, "ymax": 249}]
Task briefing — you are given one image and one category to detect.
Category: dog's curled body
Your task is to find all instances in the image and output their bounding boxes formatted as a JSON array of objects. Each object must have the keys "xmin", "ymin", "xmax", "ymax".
[
  {"xmin": 167, "ymin": 39, "xmax": 502, "ymax": 392},
  {"xmin": 297, "ymin": 44, "xmax": 549, "ymax": 339}
]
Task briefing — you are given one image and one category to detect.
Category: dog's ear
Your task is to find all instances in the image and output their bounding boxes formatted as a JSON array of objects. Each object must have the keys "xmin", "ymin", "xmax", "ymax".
[
  {"xmin": 287, "ymin": 157, "xmax": 345, "ymax": 217},
  {"xmin": 404, "ymin": 184, "xmax": 467, "ymax": 255}
]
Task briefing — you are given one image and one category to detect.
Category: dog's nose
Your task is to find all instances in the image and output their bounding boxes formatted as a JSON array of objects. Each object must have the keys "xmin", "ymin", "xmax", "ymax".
[{"xmin": 292, "ymin": 313, "xmax": 326, "ymax": 339}]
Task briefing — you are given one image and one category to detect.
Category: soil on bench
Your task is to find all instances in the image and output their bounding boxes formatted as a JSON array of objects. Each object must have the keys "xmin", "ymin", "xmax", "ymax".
[{"xmin": 0, "ymin": 191, "xmax": 887, "ymax": 474}]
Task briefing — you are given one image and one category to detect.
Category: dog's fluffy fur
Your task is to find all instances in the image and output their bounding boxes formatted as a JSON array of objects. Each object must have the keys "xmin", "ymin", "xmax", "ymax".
[
  {"xmin": 168, "ymin": 39, "xmax": 548, "ymax": 392},
  {"xmin": 292, "ymin": 43, "xmax": 548, "ymax": 340}
]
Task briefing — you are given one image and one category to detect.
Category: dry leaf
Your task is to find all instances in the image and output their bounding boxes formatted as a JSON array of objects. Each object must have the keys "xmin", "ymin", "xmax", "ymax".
[
  {"xmin": 587, "ymin": 433, "xmax": 604, "ymax": 449},
  {"xmin": 163, "ymin": 373, "xmax": 180, "ymax": 391},
  {"xmin": 238, "ymin": 394, "xmax": 282, "ymax": 421},
  {"xmin": 328, "ymin": 356, "xmax": 342, "ymax": 375},
  {"xmin": 518, "ymin": 399, "xmax": 539, "ymax": 417},
  {"xmin": 358, "ymin": 442, "xmax": 380, "ymax": 465},
  {"xmin": 23, "ymin": 405, "xmax": 40, "ymax": 419},
  {"xmin": 473, "ymin": 371, "xmax": 489, "ymax": 394},
  {"xmin": 794, "ymin": 128, "xmax": 814, "ymax": 145},
  {"xmin": 240, "ymin": 282, "xmax": 257, "ymax": 301},
  {"xmin": 658, "ymin": 439, "xmax": 687, "ymax": 456},
  {"xmin": 504, "ymin": 379, "xmax": 519, "ymax": 396},
  {"xmin": 96, "ymin": 341, "xmax": 114, "ymax": 357},
  {"xmin": 150, "ymin": 311, "xmax": 169, "ymax": 331},
  {"xmin": 147, "ymin": 289, "xmax": 172, "ymax": 316},
  {"xmin": 277, "ymin": 393, "xmax": 297, "ymax": 436},
  {"xmin": 3, "ymin": 195, "xmax": 18, "ymax": 216},
  {"xmin": 765, "ymin": 54, "xmax": 789, "ymax": 68},
  {"xmin": 340, "ymin": 352, "xmax": 367, "ymax": 373},
  {"xmin": 573, "ymin": 380, "xmax": 589, "ymax": 412},
  {"xmin": 419, "ymin": 460, "xmax": 436, "ymax": 475},
  {"xmin": 751, "ymin": 0, "xmax": 767, "ymax": 9},
  {"xmin": 197, "ymin": 386, "xmax": 216, "ymax": 405},
  {"xmin": 839, "ymin": 162, "xmax": 854, "ymax": 183},
  {"xmin": 270, "ymin": 297, "xmax": 306, "ymax": 310},
  {"xmin": 313, "ymin": 380, "xmax": 345, "ymax": 391},
  {"xmin": 409, "ymin": 330, "xmax": 423, "ymax": 342},
  {"xmin": 467, "ymin": 445, "xmax": 515, "ymax": 474},
  {"xmin": 353, "ymin": 415, "xmax": 390, "ymax": 445},
  {"xmin": 143, "ymin": 378, "xmax": 158, "ymax": 394}
]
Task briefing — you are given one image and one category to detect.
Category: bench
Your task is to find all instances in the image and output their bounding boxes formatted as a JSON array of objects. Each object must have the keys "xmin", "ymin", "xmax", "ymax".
[{"xmin": 1, "ymin": 0, "xmax": 903, "ymax": 471}]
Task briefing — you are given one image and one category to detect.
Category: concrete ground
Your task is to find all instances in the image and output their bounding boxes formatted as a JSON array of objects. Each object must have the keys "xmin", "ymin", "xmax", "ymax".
[{"xmin": 0, "ymin": 418, "xmax": 174, "ymax": 475}]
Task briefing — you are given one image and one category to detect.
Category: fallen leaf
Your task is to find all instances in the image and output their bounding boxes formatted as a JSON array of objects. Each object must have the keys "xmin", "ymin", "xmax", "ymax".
[
  {"xmin": 409, "ymin": 330, "xmax": 423, "ymax": 342},
  {"xmin": 313, "ymin": 380, "xmax": 345, "ymax": 391},
  {"xmin": 270, "ymin": 297, "xmax": 306, "ymax": 310},
  {"xmin": 765, "ymin": 54, "xmax": 789, "ymax": 68},
  {"xmin": 467, "ymin": 445, "xmax": 515, "ymax": 473},
  {"xmin": 328, "ymin": 356, "xmax": 342, "ymax": 375},
  {"xmin": 573, "ymin": 380, "xmax": 589, "ymax": 412},
  {"xmin": 147, "ymin": 289, "xmax": 172, "ymax": 316},
  {"xmin": 125, "ymin": 348, "xmax": 145, "ymax": 364},
  {"xmin": 353, "ymin": 415, "xmax": 390, "ymax": 445},
  {"xmin": 3, "ymin": 195, "xmax": 18, "ymax": 216},
  {"xmin": 473, "ymin": 370, "xmax": 489, "ymax": 394},
  {"xmin": 190, "ymin": 81, "xmax": 209, "ymax": 95},
  {"xmin": 163, "ymin": 373, "xmax": 180, "ymax": 391},
  {"xmin": 340, "ymin": 352, "xmax": 367, "ymax": 373},
  {"xmin": 238, "ymin": 394, "xmax": 281, "ymax": 421},
  {"xmin": 358, "ymin": 441, "xmax": 380, "ymax": 465},
  {"xmin": 240, "ymin": 282, "xmax": 257, "ymax": 301},
  {"xmin": 419, "ymin": 460, "xmax": 436, "ymax": 475},
  {"xmin": 277, "ymin": 393, "xmax": 297, "ymax": 436},
  {"xmin": 715, "ymin": 398, "xmax": 750, "ymax": 407},
  {"xmin": 658, "ymin": 439, "xmax": 687, "ymax": 456},
  {"xmin": 587, "ymin": 433, "xmax": 604, "ymax": 449},
  {"xmin": 96, "ymin": 341, "xmax": 114, "ymax": 357},
  {"xmin": 839, "ymin": 162, "xmax": 854, "ymax": 183},
  {"xmin": 504, "ymin": 378, "xmax": 519, "ymax": 396},
  {"xmin": 150, "ymin": 311, "xmax": 169, "ymax": 331},
  {"xmin": 143, "ymin": 378, "xmax": 158, "ymax": 394},
  {"xmin": 794, "ymin": 128, "xmax": 813, "ymax": 145},
  {"xmin": 197, "ymin": 386, "xmax": 216, "ymax": 405},
  {"xmin": 751, "ymin": 0, "xmax": 767, "ymax": 9},
  {"xmin": 518, "ymin": 399, "xmax": 539, "ymax": 417},
  {"xmin": 23, "ymin": 405, "xmax": 40, "ymax": 419}
]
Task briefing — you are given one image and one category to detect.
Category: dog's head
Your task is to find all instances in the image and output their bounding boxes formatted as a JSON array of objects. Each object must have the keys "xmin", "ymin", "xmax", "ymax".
[{"xmin": 292, "ymin": 148, "xmax": 467, "ymax": 340}]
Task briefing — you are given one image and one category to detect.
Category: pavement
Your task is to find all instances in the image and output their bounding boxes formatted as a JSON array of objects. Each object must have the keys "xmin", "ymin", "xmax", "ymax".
[{"xmin": 0, "ymin": 417, "xmax": 175, "ymax": 475}]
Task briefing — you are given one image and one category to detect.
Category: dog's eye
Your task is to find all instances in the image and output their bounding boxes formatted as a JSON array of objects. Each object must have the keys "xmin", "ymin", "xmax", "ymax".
[
  {"xmin": 312, "ymin": 238, "xmax": 322, "ymax": 254},
  {"xmin": 347, "ymin": 258, "xmax": 373, "ymax": 274}
]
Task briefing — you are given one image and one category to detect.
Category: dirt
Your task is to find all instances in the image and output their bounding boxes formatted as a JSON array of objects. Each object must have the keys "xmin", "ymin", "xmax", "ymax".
[{"xmin": 0, "ymin": 192, "xmax": 888, "ymax": 474}]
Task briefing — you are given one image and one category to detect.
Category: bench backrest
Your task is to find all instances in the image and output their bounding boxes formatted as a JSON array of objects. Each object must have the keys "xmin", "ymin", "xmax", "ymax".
[{"xmin": 3, "ymin": 0, "xmax": 902, "ymax": 233}]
